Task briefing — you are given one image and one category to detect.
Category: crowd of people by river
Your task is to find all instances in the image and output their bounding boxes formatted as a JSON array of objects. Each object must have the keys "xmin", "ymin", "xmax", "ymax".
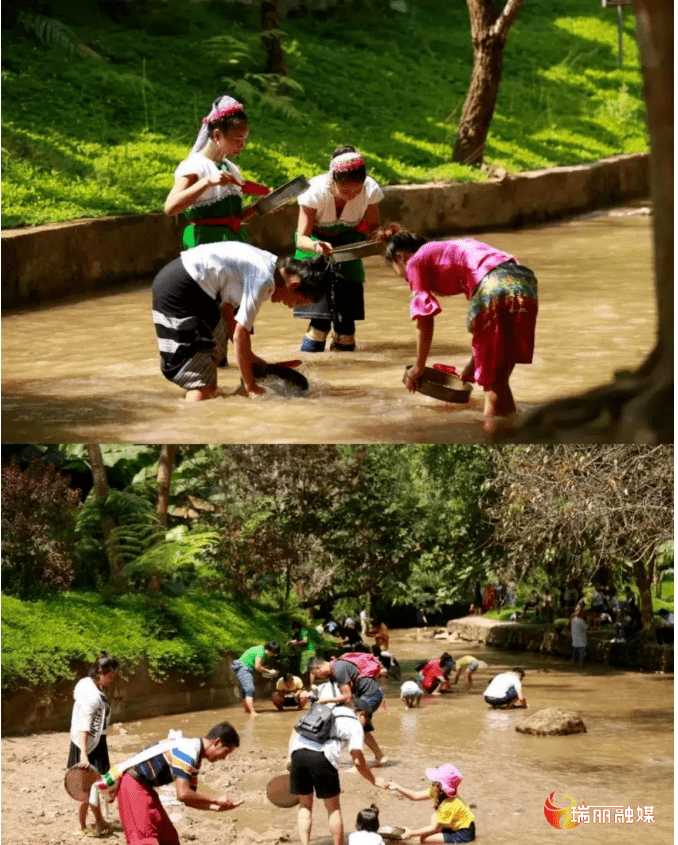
[
  {"xmin": 151, "ymin": 92, "xmax": 540, "ymax": 421},
  {"xmin": 67, "ymin": 589, "xmax": 672, "ymax": 844}
]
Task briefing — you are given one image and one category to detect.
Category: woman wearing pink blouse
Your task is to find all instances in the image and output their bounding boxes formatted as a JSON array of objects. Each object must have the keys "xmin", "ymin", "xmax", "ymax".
[{"xmin": 383, "ymin": 228, "xmax": 538, "ymax": 418}]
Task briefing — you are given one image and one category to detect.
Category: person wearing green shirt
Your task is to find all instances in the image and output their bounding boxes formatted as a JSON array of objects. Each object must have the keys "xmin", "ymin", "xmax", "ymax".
[
  {"xmin": 232, "ymin": 641, "xmax": 280, "ymax": 715},
  {"xmin": 287, "ymin": 621, "xmax": 317, "ymax": 679}
]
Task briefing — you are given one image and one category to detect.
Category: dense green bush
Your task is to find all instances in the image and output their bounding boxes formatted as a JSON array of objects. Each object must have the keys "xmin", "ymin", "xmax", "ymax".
[
  {"xmin": 1, "ymin": 590, "xmax": 293, "ymax": 691},
  {"xmin": 2, "ymin": 0, "xmax": 646, "ymax": 226}
]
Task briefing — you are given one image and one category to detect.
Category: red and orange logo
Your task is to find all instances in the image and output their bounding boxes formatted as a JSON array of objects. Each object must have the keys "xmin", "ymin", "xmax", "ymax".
[{"xmin": 544, "ymin": 792, "xmax": 582, "ymax": 830}]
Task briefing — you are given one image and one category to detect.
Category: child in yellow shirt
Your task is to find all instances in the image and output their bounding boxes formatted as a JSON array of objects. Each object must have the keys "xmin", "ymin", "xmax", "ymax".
[{"xmin": 388, "ymin": 763, "xmax": 475, "ymax": 843}]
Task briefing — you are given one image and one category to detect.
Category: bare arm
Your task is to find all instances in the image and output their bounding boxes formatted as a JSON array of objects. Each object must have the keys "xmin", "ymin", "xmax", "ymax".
[
  {"xmin": 253, "ymin": 655, "xmax": 278, "ymax": 677},
  {"xmin": 350, "ymin": 749, "xmax": 377, "ymax": 785},
  {"xmin": 405, "ymin": 315, "xmax": 435, "ymax": 392},
  {"xmin": 164, "ymin": 171, "xmax": 241, "ymax": 217},
  {"xmin": 318, "ymin": 681, "xmax": 353, "ymax": 706},
  {"xmin": 388, "ymin": 781, "xmax": 430, "ymax": 800},
  {"xmin": 296, "ymin": 206, "xmax": 332, "ymax": 256},
  {"xmin": 234, "ymin": 324, "xmax": 266, "ymax": 397},
  {"xmin": 77, "ymin": 731, "xmax": 91, "ymax": 767},
  {"xmin": 175, "ymin": 778, "xmax": 244, "ymax": 811},
  {"xmin": 401, "ymin": 816, "xmax": 442, "ymax": 841}
]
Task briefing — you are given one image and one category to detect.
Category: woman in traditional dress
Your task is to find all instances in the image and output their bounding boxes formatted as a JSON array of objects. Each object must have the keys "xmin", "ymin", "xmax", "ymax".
[
  {"xmin": 294, "ymin": 145, "xmax": 383, "ymax": 352},
  {"xmin": 164, "ymin": 94, "xmax": 270, "ymax": 249},
  {"xmin": 382, "ymin": 226, "xmax": 538, "ymax": 418}
]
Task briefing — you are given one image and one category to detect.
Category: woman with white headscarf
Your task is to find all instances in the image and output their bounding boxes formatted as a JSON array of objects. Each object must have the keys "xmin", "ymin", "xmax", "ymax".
[{"xmin": 165, "ymin": 94, "xmax": 270, "ymax": 249}]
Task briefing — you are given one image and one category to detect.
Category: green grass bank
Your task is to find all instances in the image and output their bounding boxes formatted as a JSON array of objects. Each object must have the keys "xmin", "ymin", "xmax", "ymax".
[
  {"xmin": 2, "ymin": 0, "xmax": 646, "ymax": 228},
  {"xmin": 1, "ymin": 590, "xmax": 297, "ymax": 692}
]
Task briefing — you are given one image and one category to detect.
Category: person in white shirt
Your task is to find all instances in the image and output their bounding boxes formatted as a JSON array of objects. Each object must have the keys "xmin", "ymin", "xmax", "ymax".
[
  {"xmin": 68, "ymin": 652, "xmax": 118, "ymax": 835},
  {"xmin": 483, "ymin": 669, "xmax": 527, "ymax": 709},
  {"xmin": 164, "ymin": 94, "xmax": 270, "ymax": 249},
  {"xmin": 348, "ymin": 804, "xmax": 385, "ymax": 845},
  {"xmin": 570, "ymin": 608, "xmax": 589, "ymax": 666},
  {"xmin": 294, "ymin": 146, "xmax": 383, "ymax": 353},
  {"xmin": 400, "ymin": 679, "xmax": 424, "ymax": 708},
  {"xmin": 287, "ymin": 699, "xmax": 386, "ymax": 845},
  {"xmin": 151, "ymin": 241, "xmax": 329, "ymax": 400}
]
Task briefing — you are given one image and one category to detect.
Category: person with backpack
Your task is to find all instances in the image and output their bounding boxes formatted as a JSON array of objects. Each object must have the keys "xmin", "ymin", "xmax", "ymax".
[
  {"xmin": 287, "ymin": 698, "xmax": 387, "ymax": 845},
  {"xmin": 307, "ymin": 655, "xmax": 388, "ymax": 766}
]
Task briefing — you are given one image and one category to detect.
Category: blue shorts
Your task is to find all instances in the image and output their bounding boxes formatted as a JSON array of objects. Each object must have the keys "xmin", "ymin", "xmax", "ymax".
[
  {"xmin": 232, "ymin": 660, "xmax": 255, "ymax": 698},
  {"xmin": 442, "ymin": 823, "xmax": 475, "ymax": 842}
]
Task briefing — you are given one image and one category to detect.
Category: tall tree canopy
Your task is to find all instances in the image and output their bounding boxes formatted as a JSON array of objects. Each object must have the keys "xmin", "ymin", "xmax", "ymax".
[{"xmin": 487, "ymin": 445, "xmax": 673, "ymax": 630}]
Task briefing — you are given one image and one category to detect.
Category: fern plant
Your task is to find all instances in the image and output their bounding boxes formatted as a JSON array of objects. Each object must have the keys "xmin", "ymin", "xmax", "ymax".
[{"xmin": 17, "ymin": 12, "xmax": 101, "ymax": 59}]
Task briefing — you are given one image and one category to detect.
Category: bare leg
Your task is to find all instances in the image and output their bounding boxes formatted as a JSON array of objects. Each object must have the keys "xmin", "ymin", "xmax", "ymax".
[
  {"xmin": 483, "ymin": 364, "xmax": 517, "ymax": 418},
  {"xmin": 184, "ymin": 385, "xmax": 223, "ymax": 402},
  {"xmin": 243, "ymin": 695, "xmax": 257, "ymax": 716},
  {"xmin": 364, "ymin": 731, "xmax": 386, "ymax": 765},
  {"xmin": 297, "ymin": 794, "xmax": 314, "ymax": 845},
  {"xmin": 78, "ymin": 800, "xmax": 88, "ymax": 831},
  {"xmin": 323, "ymin": 795, "xmax": 343, "ymax": 845}
]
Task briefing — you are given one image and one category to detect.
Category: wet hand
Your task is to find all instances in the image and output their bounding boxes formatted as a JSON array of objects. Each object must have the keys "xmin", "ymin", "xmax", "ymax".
[
  {"xmin": 373, "ymin": 776, "xmax": 388, "ymax": 789},
  {"xmin": 77, "ymin": 757, "xmax": 91, "ymax": 769},
  {"xmin": 460, "ymin": 362, "xmax": 475, "ymax": 383},
  {"xmin": 245, "ymin": 384, "xmax": 267, "ymax": 397},
  {"xmin": 405, "ymin": 365, "xmax": 424, "ymax": 392},
  {"xmin": 399, "ymin": 829, "xmax": 412, "ymax": 840},
  {"xmin": 314, "ymin": 241, "xmax": 333, "ymax": 257},
  {"xmin": 213, "ymin": 794, "xmax": 244, "ymax": 810}
]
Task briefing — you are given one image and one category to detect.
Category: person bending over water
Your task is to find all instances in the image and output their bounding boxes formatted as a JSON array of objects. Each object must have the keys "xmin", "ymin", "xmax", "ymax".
[
  {"xmin": 389, "ymin": 763, "xmax": 476, "ymax": 842},
  {"xmin": 380, "ymin": 225, "xmax": 538, "ymax": 419},
  {"xmin": 294, "ymin": 146, "xmax": 383, "ymax": 352},
  {"xmin": 152, "ymin": 242, "xmax": 329, "ymax": 401}
]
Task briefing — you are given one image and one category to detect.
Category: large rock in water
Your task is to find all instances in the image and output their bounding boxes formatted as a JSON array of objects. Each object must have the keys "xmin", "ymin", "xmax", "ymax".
[{"xmin": 515, "ymin": 708, "xmax": 587, "ymax": 736}]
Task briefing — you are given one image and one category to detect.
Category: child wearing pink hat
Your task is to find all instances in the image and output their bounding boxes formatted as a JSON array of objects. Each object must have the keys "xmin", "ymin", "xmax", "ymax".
[{"xmin": 388, "ymin": 764, "xmax": 475, "ymax": 843}]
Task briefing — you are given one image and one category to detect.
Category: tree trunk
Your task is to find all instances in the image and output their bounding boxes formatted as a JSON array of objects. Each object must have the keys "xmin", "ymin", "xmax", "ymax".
[
  {"xmin": 156, "ymin": 445, "xmax": 176, "ymax": 530},
  {"xmin": 504, "ymin": 0, "xmax": 673, "ymax": 442},
  {"xmin": 261, "ymin": 0, "xmax": 289, "ymax": 75},
  {"xmin": 452, "ymin": 0, "xmax": 525, "ymax": 167},
  {"xmin": 632, "ymin": 555, "xmax": 656, "ymax": 634},
  {"xmin": 86, "ymin": 445, "xmax": 125, "ymax": 582}
]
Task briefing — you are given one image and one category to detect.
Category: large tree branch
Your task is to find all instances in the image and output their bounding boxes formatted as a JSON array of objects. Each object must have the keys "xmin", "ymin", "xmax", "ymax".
[{"xmin": 490, "ymin": 0, "xmax": 526, "ymax": 41}]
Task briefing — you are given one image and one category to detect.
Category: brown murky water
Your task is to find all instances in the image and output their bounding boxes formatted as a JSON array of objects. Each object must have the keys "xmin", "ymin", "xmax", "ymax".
[
  {"xmin": 104, "ymin": 631, "xmax": 673, "ymax": 845},
  {"xmin": 1, "ymin": 211, "xmax": 654, "ymax": 443}
]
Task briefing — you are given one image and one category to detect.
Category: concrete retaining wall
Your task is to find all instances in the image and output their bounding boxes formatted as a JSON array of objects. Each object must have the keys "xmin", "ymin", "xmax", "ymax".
[
  {"xmin": 1, "ymin": 153, "xmax": 649, "ymax": 309},
  {"xmin": 446, "ymin": 619, "xmax": 673, "ymax": 673},
  {"xmin": 0, "ymin": 652, "xmax": 279, "ymax": 737}
]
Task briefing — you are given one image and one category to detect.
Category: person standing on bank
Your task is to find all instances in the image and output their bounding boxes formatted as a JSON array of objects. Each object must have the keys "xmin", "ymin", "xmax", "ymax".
[
  {"xmin": 294, "ymin": 146, "xmax": 383, "ymax": 352},
  {"xmin": 68, "ymin": 651, "xmax": 118, "ymax": 836},
  {"xmin": 570, "ymin": 607, "xmax": 589, "ymax": 667},
  {"xmin": 232, "ymin": 640, "xmax": 280, "ymax": 715},
  {"xmin": 287, "ymin": 700, "xmax": 387, "ymax": 845},
  {"xmin": 152, "ymin": 243, "xmax": 329, "ymax": 401},
  {"xmin": 165, "ymin": 95, "xmax": 270, "ymax": 249}
]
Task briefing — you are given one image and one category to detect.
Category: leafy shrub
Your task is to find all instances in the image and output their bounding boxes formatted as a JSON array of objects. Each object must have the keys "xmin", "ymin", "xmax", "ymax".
[{"xmin": 1, "ymin": 458, "xmax": 81, "ymax": 598}]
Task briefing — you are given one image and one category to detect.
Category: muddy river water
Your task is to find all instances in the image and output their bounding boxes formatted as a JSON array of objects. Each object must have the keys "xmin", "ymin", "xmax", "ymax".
[
  {"xmin": 1, "ymin": 210, "xmax": 654, "ymax": 443},
  {"xmin": 2, "ymin": 630, "xmax": 671, "ymax": 845}
]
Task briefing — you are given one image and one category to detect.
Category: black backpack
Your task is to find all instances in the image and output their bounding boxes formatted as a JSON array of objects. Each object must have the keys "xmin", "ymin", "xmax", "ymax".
[{"xmin": 294, "ymin": 703, "xmax": 338, "ymax": 743}]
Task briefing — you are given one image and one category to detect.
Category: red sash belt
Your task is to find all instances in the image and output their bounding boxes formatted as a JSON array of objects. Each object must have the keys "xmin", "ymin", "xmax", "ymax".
[{"xmin": 191, "ymin": 215, "xmax": 242, "ymax": 232}]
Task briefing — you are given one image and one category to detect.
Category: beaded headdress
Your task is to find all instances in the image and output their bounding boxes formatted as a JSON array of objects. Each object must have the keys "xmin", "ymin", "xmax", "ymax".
[
  {"xmin": 329, "ymin": 152, "xmax": 365, "ymax": 174},
  {"xmin": 191, "ymin": 95, "xmax": 245, "ymax": 154}
]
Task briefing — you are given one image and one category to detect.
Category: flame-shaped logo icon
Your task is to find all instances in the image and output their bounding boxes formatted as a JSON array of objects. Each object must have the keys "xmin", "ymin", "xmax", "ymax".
[{"xmin": 544, "ymin": 792, "xmax": 581, "ymax": 830}]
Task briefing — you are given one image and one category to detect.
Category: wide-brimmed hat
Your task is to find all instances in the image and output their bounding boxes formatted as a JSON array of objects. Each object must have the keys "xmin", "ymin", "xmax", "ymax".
[{"xmin": 425, "ymin": 764, "xmax": 462, "ymax": 796}]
